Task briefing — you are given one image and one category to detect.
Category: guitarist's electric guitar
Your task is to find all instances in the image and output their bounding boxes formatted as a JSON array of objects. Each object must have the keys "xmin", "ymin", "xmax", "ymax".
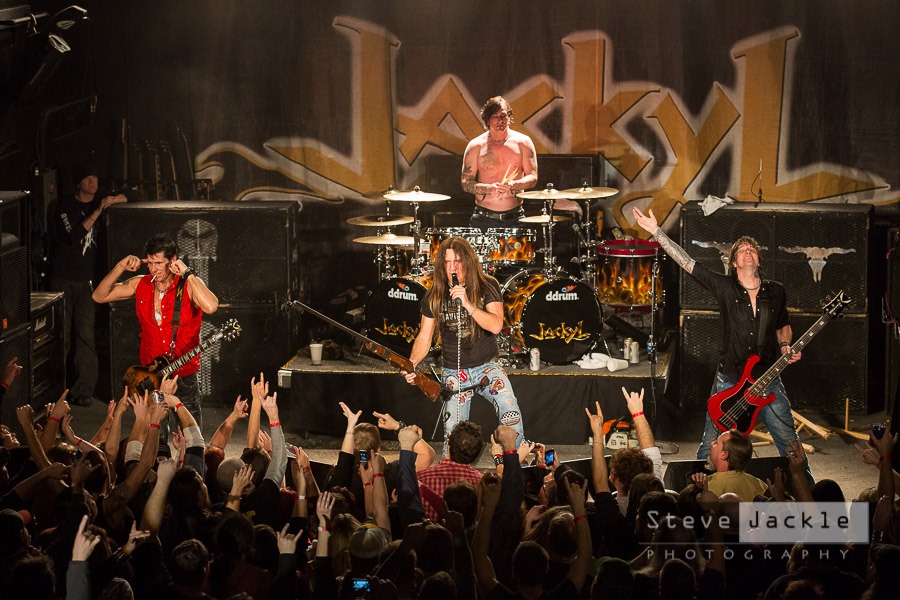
[
  {"xmin": 707, "ymin": 291, "xmax": 850, "ymax": 435},
  {"xmin": 123, "ymin": 319, "xmax": 241, "ymax": 395}
]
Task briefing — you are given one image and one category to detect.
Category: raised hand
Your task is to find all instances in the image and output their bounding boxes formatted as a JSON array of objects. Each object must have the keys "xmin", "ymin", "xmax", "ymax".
[
  {"xmin": 277, "ymin": 522, "xmax": 303, "ymax": 554},
  {"xmin": 339, "ymin": 401, "xmax": 362, "ymax": 429},
  {"xmin": 518, "ymin": 439, "xmax": 536, "ymax": 464},
  {"xmin": 230, "ymin": 396, "xmax": 250, "ymax": 421},
  {"xmin": 2, "ymin": 356, "xmax": 23, "ymax": 386},
  {"xmin": 71, "ymin": 514, "xmax": 101, "ymax": 561},
  {"xmin": 316, "ymin": 490, "xmax": 336, "ymax": 524},
  {"xmin": 398, "ymin": 424, "xmax": 422, "ymax": 451},
  {"xmin": 172, "ymin": 429, "xmax": 186, "ymax": 461},
  {"xmin": 257, "ymin": 429, "xmax": 273, "ymax": 453},
  {"xmin": 231, "ymin": 464, "xmax": 255, "ymax": 496},
  {"xmin": 622, "ymin": 387, "xmax": 645, "ymax": 416},
  {"xmin": 251, "ymin": 372, "xmax": 269, "ymax": 401},
  {"xmin": 766, "ymin": 467, "xmax": 786, "ymax": 501},
  {"xmin": 632, "ymin": 206, "xmax": 659, "ymax": 235},
  {"xmin": 481, "ymin": 473, "xmax": 502, "ymax": 510},
  {"xmin": 584, "ymin": 400, "xmax": 605, "ymax": 437},
  {"xmin": 156, "ymin": 456, "xmax": 179, "ymax": 481},
  {"xmin": 785, "ymin": 439, "xmax": 807, "ymax": 472},
  {"xmin": 855, "ymin": 443, "xmax": 880, "ymax": 467},
  {"xmin": 118, "ymin": 255, "xmax": 142, "ymax": 272},
  {"xmin": 372, "ymin": 411, "xmax": 400, "ymax": 431},
  {"xmin": 160, "ymin": 374, "xmax": 179, "ymax": 396}
]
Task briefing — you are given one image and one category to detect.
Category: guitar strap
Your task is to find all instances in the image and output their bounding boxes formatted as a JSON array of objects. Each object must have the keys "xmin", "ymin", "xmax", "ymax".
[
  {"xmin": 756, "ymin": 283, "xmax": 770, "ymax": 358},
  {"xmin": 168, "ymin": 276, "xmax": 185, "ymax": 357}
]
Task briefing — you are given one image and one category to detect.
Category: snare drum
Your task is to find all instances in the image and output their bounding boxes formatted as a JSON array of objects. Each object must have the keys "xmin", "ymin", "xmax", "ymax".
[
  {"xmin": 596, "ymin": 240, "xmax": 663, "ymax": 310},
  {"xmin": 428, "ymin": 227, "xmax": 497, "ymax": 264},
  {"xmin": 365, "ymin": 275, "xmax": 433, "ymax": 355},
  {"xmin": 487, "ymin": 227, "xmax": 535, "ymax": 265},
  {"xmin": 502, "ymin": 269, "xmax": 602, "ymax": 364}
]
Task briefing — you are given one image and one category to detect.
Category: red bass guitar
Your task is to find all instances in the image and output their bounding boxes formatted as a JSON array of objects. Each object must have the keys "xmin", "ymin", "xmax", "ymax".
[{"xmin": 707, "ymin": 291, "xmax": 849, "ymax": 435}]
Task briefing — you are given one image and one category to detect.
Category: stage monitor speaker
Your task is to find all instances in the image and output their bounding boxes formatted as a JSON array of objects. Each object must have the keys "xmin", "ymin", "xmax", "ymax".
[
  {"xmin": 1, "ymin": 246, "xmax": 29, "ymax": 337},
  {"xmin": 0, "ymin": 191, "xmax": 26, "ymax": 249},
  {"xmin": 108, "ymin": 302, "xmax": 300, "ymax": 406},
  {"xmin": 663, "ymin": 457, "xmax": 790, "ymax": 494},
  {"xmin": 31, "ymin": 292, "xmax": 66, "ymax": 407},
  {"xmin": 679, "ymin": 309, "xmax": 874, "ymax": 414},
  {"xmin": 104, "ymin": 201, "xmax": 300, "ymax": 307},
  {"xmin": 0, "ymin": 324, "xmax": 32, "ymax": 437},
  {"xmin": 680, "ymin": 201, "xmax": 871, "ymax": 314}
]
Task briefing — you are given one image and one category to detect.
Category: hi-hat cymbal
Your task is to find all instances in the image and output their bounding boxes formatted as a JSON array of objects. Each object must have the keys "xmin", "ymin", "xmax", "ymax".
[
  {"xmin": 353, "ymin": 233, "xmax": 417, "ymax": 246},
  {"xmin": 520, "ymin": 213, "xmax": 572, "ymax": 224},
  {"xmin": 347, "ymin": 214, "xmax": 414, "ymax": 227},
  {"xmin": 560, "ymin": 186, "xmax": 620, "ymax": 199},
  {"xmin": 383, "ymin": 186, "xmax": 450, "ymax": 202},
  {"xmin": 516, "ymin": 184, "xmax": 578, "ymax": 201}
]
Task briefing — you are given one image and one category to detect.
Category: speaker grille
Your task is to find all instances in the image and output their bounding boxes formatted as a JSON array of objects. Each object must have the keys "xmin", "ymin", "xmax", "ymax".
[
  {"xmin": 0, "ymin": 246, "xmax": 29, "ymax": 336},
  {"xmin": 680, "ymin": 309, "xmax": 871, "ymax": 414},
  {"xmin": 0, "ymin": 324, "xmax": 32, "ymax": 437}
]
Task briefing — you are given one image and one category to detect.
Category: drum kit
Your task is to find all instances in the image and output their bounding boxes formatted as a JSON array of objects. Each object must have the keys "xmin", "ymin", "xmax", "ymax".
[{"xmin": 348, "ymin": 183, "xmax": 664, "ymax": 365}]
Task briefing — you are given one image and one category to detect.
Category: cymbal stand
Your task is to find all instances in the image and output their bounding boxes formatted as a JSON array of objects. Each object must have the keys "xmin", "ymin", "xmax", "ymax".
[
  {"xmin": 408, "ymin": 200, "xmax": 426, "ymax": 276},
  {"xmin": 571, "ymin": 197, "xmax": 597, "ymax": 286},
  {"xmin": 540, "ymin": 199, "xmax": 563, "ymax": 276}
]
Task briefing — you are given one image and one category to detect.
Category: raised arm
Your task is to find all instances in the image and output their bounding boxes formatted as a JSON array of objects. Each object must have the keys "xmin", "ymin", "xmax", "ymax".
[
  {"xmin": 40, "ymin": 392, "xmax": 70, "ymax": 449},
  {"xmin": 102, "ymin": 388, "xmax": 130, "ymax": 473},
  {"xmin": 15, "ymin": 405, "xmax": 51, "ymax": 470},
  {"xmin": 472, "ymin": 474, "xmax": 502, "ymax": 595},
  {"xmin": 563, "ymin": 476, "xmax": 592, "ymax": 592},
  {"xmin": 209, "ymin": 395, "xmax": 249, "ymax": 449},
  {"xmin": 92, "ymin": 255, "xmax": 142, "ymax": 304},
  {"xmin": 632, "ymin": 206, "xmax": 696, "ymax": 274},
  {"xmin": 585, "ymin": 401, "xmax": 611, "ymax": 495},
  {"xmin": 140, "ymin": 456, "xmax": 178, "ymax": 535},
  {"xmin": 261, "ymin": 390, "xmax": 287, "ymax": 486},
  {"xmin": 170, "ymin": 258, "xmax": 218, "ymax": 315},
  {"xmin": 118, "ymin": 402, "xmax": 165, "ymax": 506},
  {"xmin": 374, "ymin": 411, "xmax": 435, "ymax": 472}
]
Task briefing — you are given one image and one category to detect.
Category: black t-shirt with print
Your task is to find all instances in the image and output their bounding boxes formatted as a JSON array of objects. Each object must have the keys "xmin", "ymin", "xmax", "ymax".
[{"xmin": 422, "ymin": 276, "xmax": 502, "ymax": 369}]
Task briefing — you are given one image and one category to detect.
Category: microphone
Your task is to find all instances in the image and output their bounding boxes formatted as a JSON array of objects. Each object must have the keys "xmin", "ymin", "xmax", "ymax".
[{"xmin": 451, "ymin": 273, "xmax": 461, "ymax": 307}]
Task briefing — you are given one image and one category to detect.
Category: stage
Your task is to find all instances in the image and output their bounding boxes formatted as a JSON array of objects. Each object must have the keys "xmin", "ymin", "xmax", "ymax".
[{"xmin": 278, "ymin": 341, "xmax": 673, "ymax": 445}]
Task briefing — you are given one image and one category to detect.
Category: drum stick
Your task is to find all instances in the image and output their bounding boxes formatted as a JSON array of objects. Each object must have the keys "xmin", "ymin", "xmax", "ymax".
[{"xmin": 501, "ymin": 164, "xmax": 512, "ymax": 184}]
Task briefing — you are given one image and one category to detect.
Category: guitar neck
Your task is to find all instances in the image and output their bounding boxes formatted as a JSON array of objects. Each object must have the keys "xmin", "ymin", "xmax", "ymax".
[
  {"xmin": 749, "ymin": 313, "xmax": 830, "ymax": 394},
  {"xmin": 160, "ymin": 333, "xmax": 222, "ymax": 377}
]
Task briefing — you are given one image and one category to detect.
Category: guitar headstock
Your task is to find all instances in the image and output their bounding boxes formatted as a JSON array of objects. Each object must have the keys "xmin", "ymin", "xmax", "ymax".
[
  {"xmin": 221, "ymin": 318, "xmax": 241, "ymax": 341},
  {"xmin": 823, "ymin": 290, "xmax": 851, "ymax": 318}
]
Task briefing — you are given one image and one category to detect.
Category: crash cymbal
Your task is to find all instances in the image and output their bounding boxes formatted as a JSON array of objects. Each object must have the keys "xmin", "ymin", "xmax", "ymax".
[
  {"xmin": 359, "ymin": 186, "xmax": 398, "ymax": 200},
  {"xmin": 383, "ymin": 186, "xmax": 450, "ymax": 202},
  {"xmin": 560, "ymin": 186, "xmax": 620, "ymax": 199},
  {"xmin": 353, "ymin": 233, "xmax": 417, "ymax": 246},
  {"xmin": 520, "ymin": 213, "xmax": 572, "ymax": 224},
  {"xmin": 516, "ymin": 184, "xmax": 577, "ymax": 201},
  {"xmin": 347, "ymin": 214, "xmax": 414, "ymax": 227}
]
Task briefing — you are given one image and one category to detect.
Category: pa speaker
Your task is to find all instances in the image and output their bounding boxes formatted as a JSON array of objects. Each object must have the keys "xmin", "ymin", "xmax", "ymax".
[
  {"xmin": 679, "ymin": 309, "xmax": 875, "ymax": 414},
  {"xmin": 30, "ymin": 292, "xmax": 66, "ymax": 407},
  {"xmin": 1, "ymin": 246, "xmax": 29, "ymax": 337},
  {"xmin": 108, "ymin": 302, "xmax": 299, "ymax": 405},
  {"xmin": 0, "ymin": 324, "xmax": 32, "ymax": 436},
  {"xmin": 680, "ymin": 202, "xmax": 871, "ymax": 314},
  {"xmin": 105, "ymin": 201, "xmax": 300, "ymax": 306}
]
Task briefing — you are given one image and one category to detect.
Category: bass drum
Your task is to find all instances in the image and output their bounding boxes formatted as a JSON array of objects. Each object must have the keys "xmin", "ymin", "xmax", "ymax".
[
  {"xmin": 502, "ymin": 269, "xmax": 602, "ymax": 364},
  {"xmin": 365, "ymin": 275, "xmax": 433, "ymax": 355}
]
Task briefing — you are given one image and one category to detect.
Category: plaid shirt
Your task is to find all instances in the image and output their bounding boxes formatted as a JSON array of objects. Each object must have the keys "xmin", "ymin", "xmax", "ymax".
[{"xmin": 418, "ymin": 458, "xmax": 484, "ymax": 521}]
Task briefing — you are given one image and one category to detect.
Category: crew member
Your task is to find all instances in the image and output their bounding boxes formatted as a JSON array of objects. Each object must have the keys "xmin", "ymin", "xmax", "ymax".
[
  {"xmin": 402, "ymin": 236, "xmax": 525, "ymax": 453},
  {"xmin": 632, "ymin": 206, "xmax": 813, "ymax": 487},
  {"xmin": 462, "ymin": 96, "xmax": 538, "ymax": 230},
  {"xmin": 92, "ymin": 234, "xmax": 218, "ymax": 427}
]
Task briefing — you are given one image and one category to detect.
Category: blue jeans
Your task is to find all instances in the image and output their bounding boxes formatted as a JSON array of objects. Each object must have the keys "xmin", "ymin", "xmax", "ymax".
[
  {"xmin": 697, "ymin": 369, "xmax": 815, "ymax": 488},
  {"xmin": 439, "ymin": 362, "xmax": 524, "ymax": 455}
]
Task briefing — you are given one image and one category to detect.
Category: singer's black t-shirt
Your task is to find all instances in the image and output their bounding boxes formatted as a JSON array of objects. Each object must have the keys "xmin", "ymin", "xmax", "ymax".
[{"xmin": 422, "ymin": 277, "xmax": 502, "ymax": 370}]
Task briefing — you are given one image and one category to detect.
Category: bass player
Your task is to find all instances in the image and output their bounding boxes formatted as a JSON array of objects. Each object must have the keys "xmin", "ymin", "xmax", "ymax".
[
  {"xmin": 632, "ymin": 207, "xmax": 814, "ymax": 487},
  {"xmin": 93, "ymin": 234, "xmax": 219, "ymax": 429}
]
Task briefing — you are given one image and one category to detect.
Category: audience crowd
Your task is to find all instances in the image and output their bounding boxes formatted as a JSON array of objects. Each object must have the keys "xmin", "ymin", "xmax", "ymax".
[{"xmin": 1, "ymin": 355, "xmax": 898, "ymax": 600}]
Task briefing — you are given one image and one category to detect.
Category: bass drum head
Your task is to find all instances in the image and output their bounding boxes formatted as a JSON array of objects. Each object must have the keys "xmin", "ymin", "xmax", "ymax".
[
  {"xmin": 502, "ymin": 269, "xmax": 602, "ymax": 364},
  {"xmin": 365, "ymin": 276, "xmax": 432, "ymax": 355}
]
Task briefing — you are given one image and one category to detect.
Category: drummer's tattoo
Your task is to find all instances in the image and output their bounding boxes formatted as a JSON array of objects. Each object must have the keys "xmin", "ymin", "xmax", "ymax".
[
  {"xmin": 652, "ymin": 229, "xmax": 696, "ymax": 273},
  {"xmin": 461, "ymin": 166, "xmax": 478, "ymax": 195}
]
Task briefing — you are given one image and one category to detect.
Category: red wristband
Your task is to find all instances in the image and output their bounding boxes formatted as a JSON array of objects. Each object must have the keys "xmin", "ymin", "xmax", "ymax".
[
  {"xmin": 0, "ymin": 381, "xmax": 8, "ymax": 390},
  {"xmin": 574, "ymin": 514, "xmax": 587, "ymax": 523},
  {"xmin": 503, "ymin": 450, "xmax": 517, "ymax": 455},
  {"xmin": 631, "ymin": 411, "xmax": 644, "ymax": 419},
  {"xmin": 880, "ymin": 455, "xmax": 892, "ymax": 463},
  {"xmin": 75, "ymin": 438, "xmax": 83, "ymax": 447},
  {"xmin": 364, "ymin": 482, "xmax": 373, "ymax": 487},
  {"xmin": 374, "ymin": 473, "xmax": 384, "ymax": 478},
  {"xmin": 175, "ymin": 403, "xmax": 184, "ymax": 410},
  {"xmin": 47, "ymin": 416, "xmax": 60, "ymax": 423},
  {"xmin": 149, "ymin": 423, "xmax": 160, "ymax": 429},
  {"xmin": 269, "ymin": 421, "xmax": 281, "ymax": 428},
  {"xmin": 303, "ymin": 466, "xmax": 311, "ymax": 473}
]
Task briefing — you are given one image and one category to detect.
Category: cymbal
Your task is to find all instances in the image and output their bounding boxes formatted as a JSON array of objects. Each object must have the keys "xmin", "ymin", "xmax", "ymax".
[
  {"xmin": 520, "ymin": 213, "xmax": 572, "ymax": 224},
  {"xmin": 353, "ymin": 233, "xmax": 417, "ymax": 246},
  {"xmin": 347, "ymin": 214, "xmax": 414, "ymax": 227},
  {"xmin": 359, "ymin": 187, "xmax": 398, "ymax": 200},
  {"xmin": 516, "ymin": 184, "xmax": 577, "ymax": 201},
  {"xmin": 560, "ymin": 186, "xmax": 620, "ymax": 199},
  {"xmin": 383, "ymin": 186, "xmax": 450, "ymax": 202}
]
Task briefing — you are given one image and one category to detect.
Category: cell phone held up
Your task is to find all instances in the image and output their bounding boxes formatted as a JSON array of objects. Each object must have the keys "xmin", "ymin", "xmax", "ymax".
[
  {"xmin": 152, "ymin": 390, "xmax": 165, "ymax": 404},
  {"xmin": 544, "ymin": 447, "xmax": 556, "ymax": 466},
  {"xmin": 872, "ymin": 423, "xmax": 886, "ymax": 439},
  {"xmin": 358, "ymin": 449, "xmax": 369, "ymax": 467},
  {"xmin": 351, "ymin": 577, "xmax": 371, "ymax": 596}
]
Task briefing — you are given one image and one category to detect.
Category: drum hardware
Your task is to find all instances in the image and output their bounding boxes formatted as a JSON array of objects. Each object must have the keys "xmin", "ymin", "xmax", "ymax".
[
  {"xmin": 517, "ymin": 184, "xmax": 578, "ymax": 278},
  {"xmin": 596, "ymin": 239, "xmax": 664, "ymax": 311},
  {"xmin": 383, "ymin": 186, "xmax": 450, "ymax": 277},
  {"xmin": 561, "ymin": 184, "xmax": 621, "ymax": 289},
  {"xmin": 347, "ymin": 214, "xmax": 414, "ymax": 227},
  {"xmin": 519, "ymin": 214, "xmax": 570, "ymax": 224},
  {"xmin": 353, "ymin": 233, "xmax": 417, "ymax": 245}
]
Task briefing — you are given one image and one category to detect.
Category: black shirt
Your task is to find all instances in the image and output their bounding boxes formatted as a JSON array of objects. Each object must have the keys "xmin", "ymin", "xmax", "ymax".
[
  {"xmin": 47, "ymin": 195, "xmax": 102, "ymax": 281},
  {"xmin": 422, "ymin": 276, "xmax": 502, "ymax": 369},
  {"xmin": 689, "ymin": 262, "xmax": 790, "ymax": 382}
]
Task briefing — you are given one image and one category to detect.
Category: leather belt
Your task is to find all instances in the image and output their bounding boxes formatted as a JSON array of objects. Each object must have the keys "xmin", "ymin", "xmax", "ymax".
[{"xmin": 473, "ymin": 206, "xmax": 524, "ymax": 222}]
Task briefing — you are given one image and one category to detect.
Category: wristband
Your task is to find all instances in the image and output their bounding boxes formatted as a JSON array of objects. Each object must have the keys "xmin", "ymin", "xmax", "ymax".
[
  {"xmin": 181, "ymin": 267, "xmax": 196, "ymax": 280},
  {"xmin": 631, "ymin": 411, "xmax": 644, "ymax": 419},
  {"xmin": 175, "ymin": 403, "xmax": 184, "ymax": 410},
  {"xmin": 880, "ymin": 455, "xmax": 892, "ymax": 463},
  {"xmin": 574, "ymin": 514, "xmax": 588, "ymax": 523},
  {"xmin": 149, "ymin": 423, "xmax": 160, "ymax": 429},
  {"xmin": 318, "ymin": 526, "xmax": 328, "ymax": 533},
  {"xmin": 503, "ymin": 450, "xmax": 517, "ymax": 455},
  {"xmin": 780, "ymin": 341, "xmax": 791, "ymax": 347},
  {"xmin": 873, "ymin": 531, "xmax": 886, "ymax": 543},
  {"xmin": 75, "ymin": 438, "xmax": 83, "ymax": 447},
  {"xmin": 0, "ymin": 381, "xmax": 8, "ymax": 390},
  {"xmin": 297, "ymin": 495, "xmax": 306, "ymax": 500},
  {"xmin": 373, "ymin": 473, "xmax": 384, "ymax": 478},
  {"xmin": 226, "ymin": 494, "xmax": 241, "ymax": 503},
  {"xmin": 396, "ymin": 420, "xmax": 407, "ymax": 431},
  {"xmin": 303, "ymin": 466, "xmax": 312, "ymax": 472},
  {"xmin": 364, "ymin": 482, "xmax": 373, "ymax": 487},
  {"xmin": 269, "ymin": 421, "xmax": 281, "ymax": 428},
  {"xmin": 47, "ymin": 416, "xmax": 60, "ymax": 423}
]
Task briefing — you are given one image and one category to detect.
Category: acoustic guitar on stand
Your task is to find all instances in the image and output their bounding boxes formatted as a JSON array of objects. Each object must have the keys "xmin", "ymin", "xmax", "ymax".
[
  {"xmin": 123, "ymin": 319, "xmax": 241, "ymax": 396},
  {"xmin": 707, "ymin": 290, "xmax": 850, "ymax": 435}
]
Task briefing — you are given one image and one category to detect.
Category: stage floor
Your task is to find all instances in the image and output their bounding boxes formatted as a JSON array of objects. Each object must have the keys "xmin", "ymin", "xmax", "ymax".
[{"xmin": 277, "ymin": 344, "xmax": 673, "ymax": 445}]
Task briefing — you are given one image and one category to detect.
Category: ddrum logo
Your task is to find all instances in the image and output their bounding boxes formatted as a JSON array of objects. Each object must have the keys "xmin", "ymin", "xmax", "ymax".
[
  {"xmin": 546, "ymin": 285, "xmax": 579, "ymax": 301},
  {"xmin": 389, "ymin": 283, "xmax": 419, "ymax": 301}
]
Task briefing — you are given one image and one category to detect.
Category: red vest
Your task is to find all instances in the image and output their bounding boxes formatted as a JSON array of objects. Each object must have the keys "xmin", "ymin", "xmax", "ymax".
[{"xmin": 135, "ymin": 275, "xmax": 202, "ymax": 376}]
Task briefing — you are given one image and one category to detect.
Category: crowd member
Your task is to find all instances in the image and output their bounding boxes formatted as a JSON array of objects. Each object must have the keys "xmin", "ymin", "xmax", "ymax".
[
  {"xmin": 691, "ymin": 429, "xmax": 767, "ymax": 501},
  {"xmin": 46, "ymin": 162, "xmax": 127, "ymax": 407}
]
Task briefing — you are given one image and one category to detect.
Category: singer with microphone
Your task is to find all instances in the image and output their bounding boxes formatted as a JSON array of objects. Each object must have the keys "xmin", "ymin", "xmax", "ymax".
[
  {"xmin": 401, "ymin": 236, "xmax": 526, "ymax": 454},
  {"xmin": 632, "ymin": 206, "xmax": 814, "ymax": 488}
]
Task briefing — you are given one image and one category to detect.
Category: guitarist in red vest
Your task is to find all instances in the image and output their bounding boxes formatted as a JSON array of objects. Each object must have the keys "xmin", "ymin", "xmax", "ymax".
[
  {"xmin": 93, "ymin": 234, "xmax": 219, "ymax": 429},
  {"xmin": 633, "ymin": 207, "xmax": 814, "ymax": 488}
]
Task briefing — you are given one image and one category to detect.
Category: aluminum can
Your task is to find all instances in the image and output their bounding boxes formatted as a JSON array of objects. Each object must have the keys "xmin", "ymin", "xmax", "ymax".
[
  {"xmin": 529, "ymin": 347, "xmax": 541, "ymax": 371},
  {"xmin": 623, "ymin": 338, "xmax": 633, "ymax": 361},
  {"xmin": 629, "ymin": 341, "xmax": 640, "ymax": 364}
]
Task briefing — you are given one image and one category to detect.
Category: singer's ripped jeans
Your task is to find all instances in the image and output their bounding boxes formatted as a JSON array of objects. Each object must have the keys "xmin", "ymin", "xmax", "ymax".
[
  {"xmin": 697, "ymin": 369, "xmax": 814, "ymax": 489},
  {"xmin": 439, "ymin": 362, "xmax": 525, "ymax": 456}
]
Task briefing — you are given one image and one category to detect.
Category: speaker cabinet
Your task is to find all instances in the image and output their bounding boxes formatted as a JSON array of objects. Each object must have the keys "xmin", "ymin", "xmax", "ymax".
[
  {"xmin": 31, "ymin": 292, "xmax": 66, "ymax": 407},
  {"xmin": 0, "ymin": 324, "xmax": 32, "ymax": 436},
  {"xmin": 105, "ymin": 201, "xmax": 300, "ymax": 306},
  {"xmin": 108, "ymin": 302, "xmax": 299, "ymax": 405},
  {"xmin": 679, "ymin": 309, "xmax": 875, "ymax": 414},
  {"xmin": 1, "ymin": 246, "xmax": 29, "ymax": 337},
  {"xmin": 680, "ymin": 202, "xmax": 871, "ymax": 314}
]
